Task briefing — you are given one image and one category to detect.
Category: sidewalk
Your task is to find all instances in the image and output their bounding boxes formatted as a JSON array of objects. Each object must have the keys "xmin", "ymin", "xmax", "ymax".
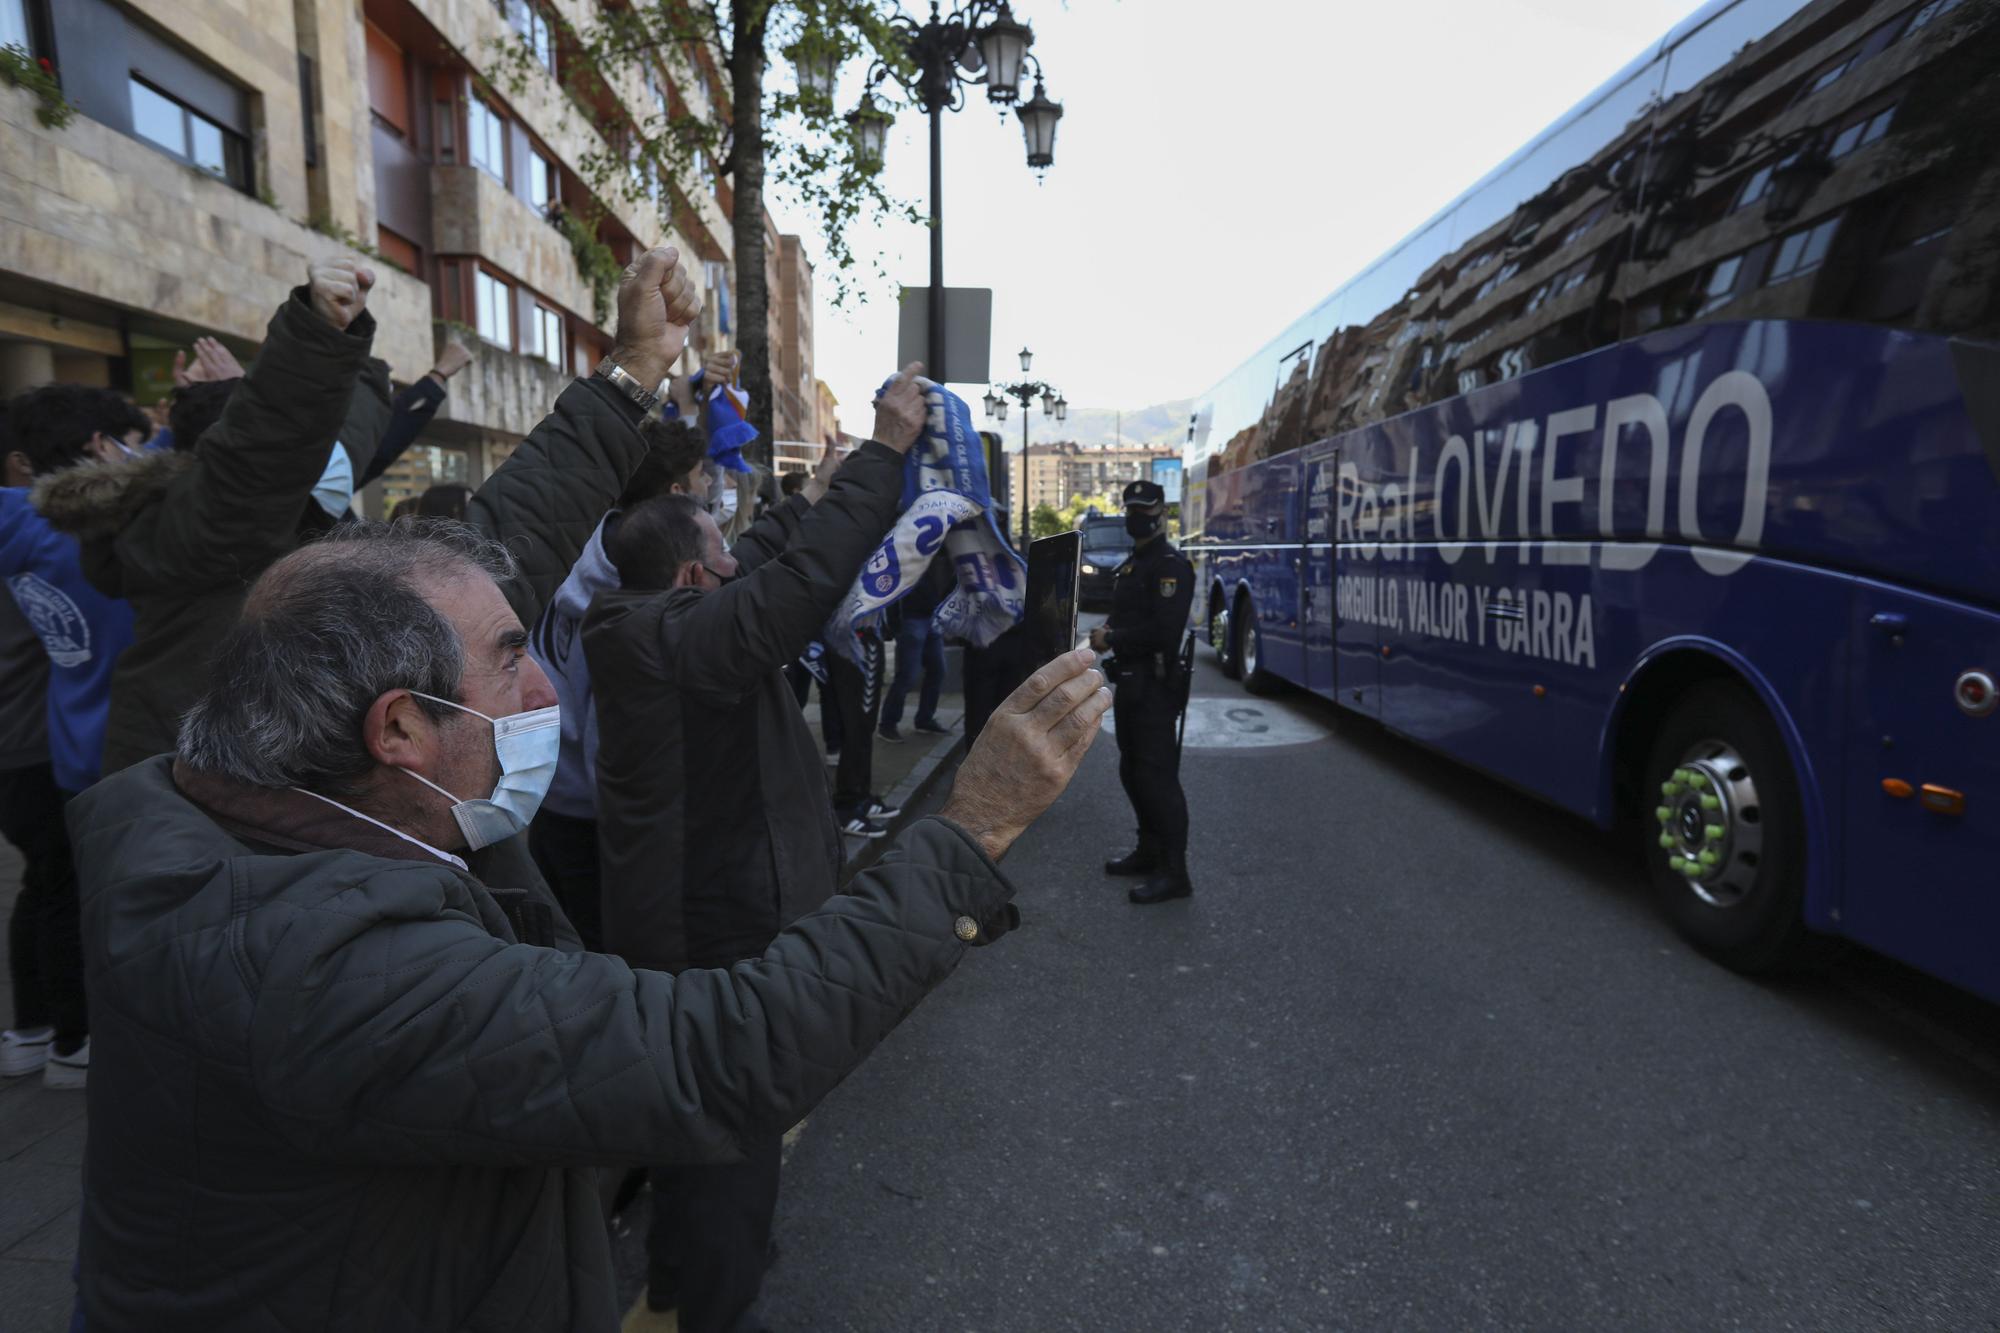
[{"xmin": 0, "ymin": 839, "xmax": 84, "ymax": 1333}]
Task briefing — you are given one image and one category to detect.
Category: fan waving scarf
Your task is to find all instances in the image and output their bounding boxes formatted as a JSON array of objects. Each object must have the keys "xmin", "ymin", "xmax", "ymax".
[
  {"xmin": 664, "ymin": 369, "xmax": 758, "ymax": 473},
  {"xmin": 825, "ymin": 376, "xmax": 1025, "ymax": 660}
]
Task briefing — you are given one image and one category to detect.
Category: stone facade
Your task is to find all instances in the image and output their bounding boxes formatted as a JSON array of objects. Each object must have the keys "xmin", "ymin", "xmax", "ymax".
[{"xmin": 1, "ymin": 0, "xmax": 820, "ymax": 512}]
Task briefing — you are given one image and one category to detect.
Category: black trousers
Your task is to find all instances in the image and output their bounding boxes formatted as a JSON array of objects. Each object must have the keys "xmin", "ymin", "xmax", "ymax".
[
  {"xmin": 1112, "ymin": 674, "xmax": 1188, "ymax": 872},
  {"xmin": 1, "ymin": 764, "xmax": 86, "ymax": 1045},
  {"xmin": 826, "ymin": 646, "xmax": 881, "ymax": 816},
  {"xmin": 526, "ymin": 810, "xmax": 603, "ymax": 953},
  {"xmin": 648, "ymin": 1131, "xmax": 783, "ymax": 1332}
]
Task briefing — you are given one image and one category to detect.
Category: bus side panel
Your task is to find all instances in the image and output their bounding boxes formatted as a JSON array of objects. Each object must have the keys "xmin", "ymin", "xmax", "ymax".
[
  {"xmin": 1244, "ymin": 453, "xmax": 1305, "ymax": 683},
  {"xmin": 1843, "ymin": 587, "xmax": 2000, "ymax": 1005}
]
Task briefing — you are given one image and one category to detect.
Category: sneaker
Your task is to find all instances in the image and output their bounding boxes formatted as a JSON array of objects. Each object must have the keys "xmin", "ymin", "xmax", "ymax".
[
  {"xmin": 44, "ymin": 1038, "xmax": 88, "ymax": 1090},
  {"xmin": 913, "ymin": 719, "xmax": 952, "ymax": 735},
  {"xmin": 838, "ymin": 815, "xmax": 888, "ymax": 839},
  {"xmin": 865, "ymin": 796, "xmax": 903, "ymax": 821},
  {"xmin": 0, "ymin": 1027, "xmax": 53, "ymax": 1078},
  {"xmin": 823, "ymin": 748, "xmax": 842, "ymax": 767},
  {"xmin": 877, "ymin": 724, "xmax": 906, "ymax": 743}
]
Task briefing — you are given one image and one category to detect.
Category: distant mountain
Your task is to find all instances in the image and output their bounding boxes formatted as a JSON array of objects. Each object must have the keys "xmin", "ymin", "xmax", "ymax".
[{"xmin": 1006, "ymin": 398, "xmax": 1194, "ymax": 450}]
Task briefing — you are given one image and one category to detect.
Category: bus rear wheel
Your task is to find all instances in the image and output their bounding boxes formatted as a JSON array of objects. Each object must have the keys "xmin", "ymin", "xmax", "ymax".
[
  {"xmin": 1641, "ymin": 682, "xmax": 1822, "ymax": 975},
  {"xmin": 1234, "ymin": 591, "xmax": 1278, "ymax": 696},
  {"xmin": 1212, "ymin": 592, "xmax": 1240, "ymax": 679}
]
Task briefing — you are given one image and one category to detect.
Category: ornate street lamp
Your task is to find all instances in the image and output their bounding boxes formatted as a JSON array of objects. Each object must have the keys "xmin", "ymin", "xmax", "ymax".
[
  {"xmin": 845, "ymin": 92, "xmax": 892, "ymax": 170},
  {"xmin": 1016, "ymin": 77, "xmax": 1063, "ymax": 172},
  {"xmin": 791, "ymin": 43, "xmax": 838, "ymax": 104},
  {"xmin": 976, "ymin": 3, "xmax": 1033, "ymax": 101},
  {"xmin": 847, "ymin": 4, "xmax": 1068, "ymax": 379},
  {"xmin": 982, "ymin": 388, "xmax": 1001, "ymax": 418},
  {"xmin": 992, "ymin": 346, "xmax": 1063, "ymax": 550}
]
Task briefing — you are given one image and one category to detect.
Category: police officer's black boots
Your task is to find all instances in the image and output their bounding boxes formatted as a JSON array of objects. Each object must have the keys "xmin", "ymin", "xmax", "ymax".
[
  {"xmin": 1127, "ymin": 858, "xmax": 1192, "ymax": 905},
  {"xmin": 1104, "ymin": 839, "xmax": 1159, "ymax": 877}
]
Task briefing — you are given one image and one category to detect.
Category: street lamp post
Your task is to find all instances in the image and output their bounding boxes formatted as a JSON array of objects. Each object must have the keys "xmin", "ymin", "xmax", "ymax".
[
  {"xmin": 843, "ymin": 4, "xmax": 1067, "ymax": 380},
  {"xmin": 986, "ymin": 346, "xmax": 1066, "ymax": 552}
]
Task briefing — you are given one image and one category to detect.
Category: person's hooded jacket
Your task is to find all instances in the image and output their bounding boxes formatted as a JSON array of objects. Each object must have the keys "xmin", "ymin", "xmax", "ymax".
[
  {"xmin": 68, "ymin": 751, "xmax": 1017, "ymax": 1331},
  {"xmin": 584, "ymin": 443, "xmax": 903, "ymax": 971},
  {"xmin": 34, "ymin": 286, "xmax": 650, "ymax": 774},
  {"xmin": 30, "ymin": 288, "xmax": 391, "ymax": 774},
  {"xmin": 0, "ymin": 485, "xmax": 135, "ymax": 792}
]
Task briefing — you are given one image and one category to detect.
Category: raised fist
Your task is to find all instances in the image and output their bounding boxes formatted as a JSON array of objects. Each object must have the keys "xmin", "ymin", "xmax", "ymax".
[
  {"xmin": 308, "ymin": 258, "xmax": 375, "ymax": 331},
  {"xmin": 870, "ymin": 363, "xmax": 928, "ymax": 456},
  {"xmin": 609, "ymin": 246, "xmax": 702, "ymax": 391}
]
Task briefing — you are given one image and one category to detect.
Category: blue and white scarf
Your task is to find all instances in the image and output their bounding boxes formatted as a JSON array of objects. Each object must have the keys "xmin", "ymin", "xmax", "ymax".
[
  {"xmin": 663, "ymin": 369, "xmax": 757, "ymax": 473},
  {"xmin": 824, "ymin": 377, "xmax": 1024, "ymax": 659}
]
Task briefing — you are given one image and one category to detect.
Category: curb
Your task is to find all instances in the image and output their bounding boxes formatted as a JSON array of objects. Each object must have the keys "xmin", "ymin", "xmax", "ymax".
[{"xmin": 839, "ymin": 730, "xmax": 967, "ymax": 884}]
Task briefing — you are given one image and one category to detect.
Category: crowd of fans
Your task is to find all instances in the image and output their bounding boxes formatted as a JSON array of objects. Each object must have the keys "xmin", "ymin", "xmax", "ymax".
[{"xmin": 0, "ymin": 248, "xmax": 1108, "ymax": 1330}]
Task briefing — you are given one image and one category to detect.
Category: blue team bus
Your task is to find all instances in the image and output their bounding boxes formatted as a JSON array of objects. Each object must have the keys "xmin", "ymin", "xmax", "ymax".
[{"xmin": 1183, "ymin": 0, "xmax": 2000, "ymax": 1001}]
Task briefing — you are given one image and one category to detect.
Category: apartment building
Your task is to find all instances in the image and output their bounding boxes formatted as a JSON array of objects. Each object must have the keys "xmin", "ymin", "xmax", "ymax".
[
  {"xmin": 0, "ymin": 0, "xmax": 820, "ymax": 515},
  {"xmin": 1023, "ymin": 440, "xmax": 1179, "ymax": 512}
]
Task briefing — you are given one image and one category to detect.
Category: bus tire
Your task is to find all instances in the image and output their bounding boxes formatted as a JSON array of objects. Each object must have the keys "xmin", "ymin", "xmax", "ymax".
[
  {"xmin": 1641, "ymin": 682, "xmax": 1825, "ymax": 975},
  {"xmin": 1213, "ymin": 592, "xmax": 1241, "ymax": 679},
  {"xmin": 1235, "ymin": 591, "xmax": 1279, "ymax": 696}
]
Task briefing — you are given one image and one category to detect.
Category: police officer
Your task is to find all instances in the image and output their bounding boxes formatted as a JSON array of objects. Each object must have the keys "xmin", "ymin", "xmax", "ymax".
[{"xmin": 1088, "ymin": 479, "xmax": 1195, "ymax": 905}]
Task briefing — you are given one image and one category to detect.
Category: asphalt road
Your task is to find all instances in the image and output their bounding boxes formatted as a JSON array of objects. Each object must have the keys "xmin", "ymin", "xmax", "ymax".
[{"xmin": 749, "ymin": 641, "xmax": 2000, "ymax": 1331}]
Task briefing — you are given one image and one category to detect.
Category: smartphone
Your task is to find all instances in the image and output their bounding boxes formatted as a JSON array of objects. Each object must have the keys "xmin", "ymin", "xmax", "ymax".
[{"xmin": 1023, "ymin": 531, "xmax": 1083, "ymax": 665}]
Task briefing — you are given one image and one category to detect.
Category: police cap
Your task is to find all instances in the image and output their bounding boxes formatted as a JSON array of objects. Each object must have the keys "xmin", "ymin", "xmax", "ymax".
[{"xmin": 1122, "ymin": 479, "xmax": 1166, "ymax": 509}]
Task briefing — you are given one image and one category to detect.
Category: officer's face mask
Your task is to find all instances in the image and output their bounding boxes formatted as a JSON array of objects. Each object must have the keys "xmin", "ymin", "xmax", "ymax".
[
  {"xmin": 1125, "ymin": 507, "xmax": 1162, "ymax": 539},
  {"xmin": 397, "ymin": 692, "xmax": 561, "ymax": 850},
  {"xmin": 312, "ymin": 444, "xmax": 355, "ymax": 519}
]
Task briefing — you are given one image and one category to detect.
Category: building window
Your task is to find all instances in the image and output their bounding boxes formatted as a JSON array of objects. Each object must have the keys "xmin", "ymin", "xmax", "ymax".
[
  {"xmin": 475, "ymin": 269, "xmax": 513, "ymax": 348},
  {"xmin": 1765, "ymin": 217, "xmax": 1840, "ymax": 286},
  {"xmin": 468, "ymin": 96, "xmax": 507, "ymax": 185},
  {"xmin": 1, "ymin": 0, "xmax": 32, "ymax": 51},
  {"xmin": 1905, "ymin": 0, "xmax": 1963, "ymax": 34},
  {"xmin": 528, "ymin": 145, "xmax": 556, "ymax": 214},
  {"xmin": 502, "ymin": 1, "xmax": 554, "ymax": 74},
  {"xmin": 1829, "ymin": 105, "xmax": 1895, "ymax": 159},
  {"xmin": 1697, "ymin": 255, "xmax": 1744, "ymax": 314},
  {"xmin": 1735, "ymin": 163, "xmax": 1775, "ymax": 211},
  {"xmin": 129, "ymin": 77, "xmax": 251, "ymax": 191},
  {"xmin": 533, "ymin": 304, "xmax": 564, "ymax": 368}
]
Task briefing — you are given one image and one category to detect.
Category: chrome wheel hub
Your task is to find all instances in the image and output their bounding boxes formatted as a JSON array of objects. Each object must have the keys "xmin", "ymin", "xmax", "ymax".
[{"xmin": 1655, "ymin": 741, "xmax": 1764, "ymax": 908}]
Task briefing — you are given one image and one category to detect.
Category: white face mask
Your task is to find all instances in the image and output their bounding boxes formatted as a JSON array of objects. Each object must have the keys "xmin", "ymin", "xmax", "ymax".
[
  {"xmin": 313, "ymin": 443, "xmax": 355, "ymax": 519},
  {"xmin": 713, "ymin": 479, "xmax": 740, "ymax": 523},
  {"xmin": 398, "ymin": 692, "xmax": 560, "ymax": 850}
]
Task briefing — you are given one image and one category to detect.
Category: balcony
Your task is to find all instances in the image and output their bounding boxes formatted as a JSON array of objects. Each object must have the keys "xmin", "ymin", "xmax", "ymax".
[{"xmin": 431, "ymin": 164, "xmax": 598, "ymax": 321}]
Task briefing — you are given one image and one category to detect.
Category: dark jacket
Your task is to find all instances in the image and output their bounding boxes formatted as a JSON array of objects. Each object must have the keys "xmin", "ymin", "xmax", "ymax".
[
  {"xmin": 35, "ymin": 289, "xmax": 648, "ymax": 775},
  {"xmin": 32, "ymin": 288, "xmax": 390, "ymax": 774},
  {"xmin": 69, "ymin": 754, "xmax": 1015, "ymax": 1331},
  {"xmin": 585, "ymin": 443, "xmax": 904, "ymax": 970}
]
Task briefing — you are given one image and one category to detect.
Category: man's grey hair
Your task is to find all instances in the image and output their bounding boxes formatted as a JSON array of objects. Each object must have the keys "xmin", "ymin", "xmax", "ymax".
[{"xmin": 177, "ymin": 519, "xmax": 517, "ymax": 794}]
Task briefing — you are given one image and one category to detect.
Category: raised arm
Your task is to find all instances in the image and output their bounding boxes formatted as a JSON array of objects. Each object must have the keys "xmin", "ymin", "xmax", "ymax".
[
  {"xmin": 466, "ymin": 247, "xmax": 701, "ymax": 627},
  {"xmin": 142, "ymin": 260, "xmax": 376, "ymax": 582},
  {"xmin": 251, "ymin": 649, "xmax": 1110, "ymax": 1168}
]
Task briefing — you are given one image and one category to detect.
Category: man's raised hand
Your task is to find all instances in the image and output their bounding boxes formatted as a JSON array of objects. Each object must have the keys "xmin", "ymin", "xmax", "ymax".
[
  {"xmin": 610, "ymin": 246, "xmax": 703, "ymax": 391},
  {"xmin": 939, "ymin": 647, "xmax": 1112, "ymax": 861},
  {"xmin": 871, "ymin": 363, "xmax": 928, "ymax": 455},
  {"xmin": 307, "ymin": 258, "xmax": 374, "ymax": 331},
  {"xmin": 172, "ymin": 337, "xmax": 244, "ymax": 388}
]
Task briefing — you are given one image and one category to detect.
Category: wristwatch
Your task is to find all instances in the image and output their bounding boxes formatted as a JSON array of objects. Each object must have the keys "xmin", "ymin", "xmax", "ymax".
[{"xmin": 592, "ymin": 356, "xmax": 670, "ymax": 413}]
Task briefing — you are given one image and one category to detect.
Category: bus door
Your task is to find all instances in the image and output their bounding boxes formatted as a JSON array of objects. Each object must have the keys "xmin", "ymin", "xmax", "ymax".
[
  {"xmin": 1842, "ymin": 587, "xmax": 2000, "ymax": 998},
  {"xmin": 1331, "ymin": 462, "xmax": 1381, "ymax": 718},
  {"xmin": 1302, "ymin": 442, "xmax": 1339, "ymax": 698}
]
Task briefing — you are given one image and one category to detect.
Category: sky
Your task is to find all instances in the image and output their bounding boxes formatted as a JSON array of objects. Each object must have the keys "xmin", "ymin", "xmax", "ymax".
[{"xmin": 763, "ymin": 0, "xmax": 1713, "ymax": 442}]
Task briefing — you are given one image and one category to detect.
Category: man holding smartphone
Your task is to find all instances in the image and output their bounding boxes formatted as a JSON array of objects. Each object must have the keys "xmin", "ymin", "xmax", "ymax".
[{"xmin": 1089, "ymin": 479, "xmax": 1196, "ymax": 904}]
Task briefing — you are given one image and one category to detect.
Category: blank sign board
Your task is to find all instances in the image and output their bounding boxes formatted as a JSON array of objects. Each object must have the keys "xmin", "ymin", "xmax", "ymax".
[{"xmin": 896, "ymin": 287, "xmax": 993, "ymax": 386}]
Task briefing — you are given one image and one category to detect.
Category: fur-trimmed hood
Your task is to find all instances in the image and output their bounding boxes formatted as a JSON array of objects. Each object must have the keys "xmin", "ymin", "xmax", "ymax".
[{"xmin": 29, "ymin": 449, "xmax": 194, "ymax": 541}]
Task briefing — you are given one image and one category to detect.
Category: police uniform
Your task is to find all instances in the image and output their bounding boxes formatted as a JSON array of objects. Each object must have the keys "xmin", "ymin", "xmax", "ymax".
[{"xmin": 1100, "ymin": 480, "xmax": 1195, "ymax": 905}]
